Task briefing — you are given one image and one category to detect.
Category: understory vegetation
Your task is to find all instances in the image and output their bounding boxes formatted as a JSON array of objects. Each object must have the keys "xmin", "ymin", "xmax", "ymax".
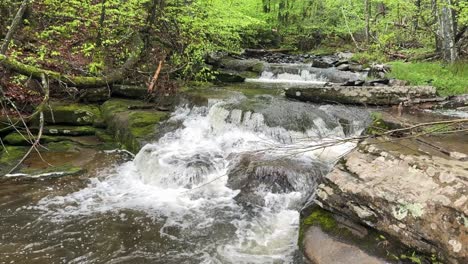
[{"xmin": 0, "ymin": 0, "xmax": 467, "ymax": 107}]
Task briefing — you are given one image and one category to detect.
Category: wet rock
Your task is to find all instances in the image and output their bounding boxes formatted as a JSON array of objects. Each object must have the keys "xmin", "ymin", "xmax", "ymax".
[
  {"xmin": 101, "ymin": 99, "xmax": 169, "ymax": 153},
  {"xmin": 218, "ymin": 57, "xmax": 265, "ymax": 73},
  {"xmin": 227, "ymin": 154, "xmax": 323, "ymax": 207},
  {"xmin": 303, "ymin": 227, "xmax": 386, "ymax": 264},
  {"xmin": 348, "ymin": 64, "xmax": 363, "ymax": 72},
  {"xmin": 367, "ymin": 79, "xmax": 390, "ymax": 86},
  {"xmin": 39, "ymin": 101, "xmax": 103, "ymax": 126},
  {"xmin": 78, "ymin": 87, "xmax": 110, "ymax": 103},
  {"xmin": 312, "ymin": 59, "xmax": 333, "ymax": 68},
  {"xmin": 315, "ymin": 142, "xmax": 468, "ymax": 263},
  {"xmin": 285, "ymin": 85, "xmax": 438, "ymax": 105},
  {"xmin": 336, "ymin": 64, "xmax": 350, "ymax": 71},
  {"xmin": 112, "ymin": 84, "xmax": 148, "ymax": 99},
  {"xmin": 0, "ymin": 146, "xmax": 28, "ymax": 175},
  {"xmin": 39, "ymin": 125, "xmax": 97, "ymax": 136}
]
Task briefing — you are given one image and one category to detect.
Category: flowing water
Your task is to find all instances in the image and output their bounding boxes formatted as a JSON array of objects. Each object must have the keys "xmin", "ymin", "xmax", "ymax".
[
  {"xmin": 0, "ymin": 71, "xmax": 372, "ymax": 263},
  {"xmin": 246, "ymin": 63, "xmax": 366, "ymax": 84}
]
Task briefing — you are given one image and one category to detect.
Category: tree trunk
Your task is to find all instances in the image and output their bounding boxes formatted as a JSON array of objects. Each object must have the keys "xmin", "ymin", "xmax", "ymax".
[
  {"xmin": 365, "ymin": 0, "xmax": 371, "ymax": 43},
  {"xmin": 438, "ymin": 0, "xmax": 458, "ymax": 62},
  {"xmin": 0, "ymin": 0, "xmax": 29, "ymax": 54}
]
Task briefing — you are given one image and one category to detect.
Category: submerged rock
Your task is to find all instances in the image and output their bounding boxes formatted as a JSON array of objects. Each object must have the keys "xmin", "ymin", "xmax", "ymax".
[
  {"xmin": 286, "ymin": 85, "xmax": 438, "ymax": 105},
  {"xmin": 314, "ymin": 141, "xmax": 468, "ymax": 263}
]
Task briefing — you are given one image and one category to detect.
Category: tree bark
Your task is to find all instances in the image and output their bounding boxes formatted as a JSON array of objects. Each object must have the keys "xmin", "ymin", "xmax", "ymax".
[
  {"xmin": 438, "ymin": 0, "xmax": 458, "ymax": 62},
  {"xmin": 0, "ymin": 0, "xmax": 29, "ymax": 55}
]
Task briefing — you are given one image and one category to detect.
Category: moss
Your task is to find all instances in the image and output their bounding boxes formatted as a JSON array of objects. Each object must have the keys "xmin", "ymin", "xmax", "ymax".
[
  {"xmin": 0, "ymin": 146, "xmax": 28, "ymax": 175},
  {"xmin": 303, "ymin": 207, "xmax": 338, "ymax": 231},
  {"xmin": 42, "ymin": 125, "xmax": 97, "ymax": 136},
  {"xmin": 3, "ymin": 132, "xmax": 64, "ymax": 146},
  {"xmin": 101, "ymin": 98, "xmax": 148, "ymax": 119},
  {"xmin": 101, "ymin": 100, "xmax": 169, "ymax": 153},
  {"xmin": 37, "ymin": 101, "xmax": 102, "ymax": 126},
  {"xmin": 46, "ymin": 141, "xmax": 79, "ymax": 152}
]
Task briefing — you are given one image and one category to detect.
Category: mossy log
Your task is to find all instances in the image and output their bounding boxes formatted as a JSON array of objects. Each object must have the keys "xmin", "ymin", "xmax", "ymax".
[{"xmin": 0, "ymin": 35, "xmax": 143, "ymax": 89}]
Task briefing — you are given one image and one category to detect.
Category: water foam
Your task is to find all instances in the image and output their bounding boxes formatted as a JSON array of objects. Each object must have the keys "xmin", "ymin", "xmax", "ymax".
[{"xmin": 36, "ymin": 98, "xmax": 369, "ymax": 263}]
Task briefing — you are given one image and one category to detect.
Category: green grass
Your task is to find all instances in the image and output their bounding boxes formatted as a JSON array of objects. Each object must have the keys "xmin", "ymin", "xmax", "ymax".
[{"xmin": 387, "ymin": 61, "xmax": 468, "ymax": 96}]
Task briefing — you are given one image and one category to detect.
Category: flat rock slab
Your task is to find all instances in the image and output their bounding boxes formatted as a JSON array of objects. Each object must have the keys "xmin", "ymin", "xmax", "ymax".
[
  {"xmin": 304, "ymin": 227, "xmax": 385, "ymax": 264},
  {"xmin": 285, "ymin": 85, "xmax": 438, "ymax": 105},
  {"xmin": 315, "ymin": 141, "xmax": 468, "ymax": 263}
]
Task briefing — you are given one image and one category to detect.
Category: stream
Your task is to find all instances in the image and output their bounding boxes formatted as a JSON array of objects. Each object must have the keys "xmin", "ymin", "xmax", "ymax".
[{"xmin": 2, "ymin": 66, "xmax": 372, "ymax": 263}]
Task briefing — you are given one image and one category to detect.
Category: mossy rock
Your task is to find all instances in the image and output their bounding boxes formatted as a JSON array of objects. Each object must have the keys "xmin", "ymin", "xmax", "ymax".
[
  {"xmin": 299, "ymin": 207, "xmax": 436, "ymax": 263},
  {"xmin": 3, "ymin": 132, "xmax": 64, "ymax": 146},
  {"xmin": 46, "ymin": 141, "xmax": 80, "ymax": 152},
  {"xmin": 112, "ymin": 84, "xmax": 148, "ymax": 99},
  {"xmin": 38, "ymin": 101, "xmax": 103, "ymax": 126},
  {"xmin": 40, "ymin": 125, "xmax": 97, "ymax": 136},
  {"xmin": 0, "ymin": 146, "xmax": 28, "ymax": 176},
  {"xmin": 101, "ymin": 99, "xmax": 169, "ymax": 153}
]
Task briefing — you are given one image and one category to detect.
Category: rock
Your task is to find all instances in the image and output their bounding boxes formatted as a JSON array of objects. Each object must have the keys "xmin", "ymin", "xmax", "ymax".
[
  {"xmin": 389, "ymin": 79, "xmax": 408, "ymax": 86},
  {"xmin": 227, "ymin": 154, "xmax": 323, "ymax": 206},
  {"xmin": 303, "ymin": 227, "xmax": 386, "ymax": 264},
  {"xmin": 367, "ymin": 79, "xmax": 390, "ymax": 86},
  {"xmin": 337, "ymin": 52, "xmax": 354, "ymax": 60},
  {"xmin": 3, "ymin": 132, "xmax": 64, "ymax": 146},
  {"xmin": 315, "ymin": 142, "xmax": 468, "ymax": 263},
  {"xmin": 112, "ymin": 84, "xmax": 148, "ymax": 99},
  {"xmin": 40, "ymin": 126, "xmax": 97, "ymax": 136},
  {"xmin": 0, "ymin": 146, "xmax": 28, "ymax": 176},
  {"xmin": 439, "ymin": 94, "xmax": 468, "ymax": 109},
  {"xmin": 348, "ymin": 64, "xmax": 363, "ymax": 72},
  {"xmin": 285, "ymin": 85, "xmax": 438, "ymax": 105},
  {"xmin": 218, "ymin": 57, "xmax": 265, "ymax": 73},
  {"xmin": 101, "ymin": 99, "xmax": 169, "ymax": 153},
  {"xmin": 312, "ymin": 59, "xmax": 333, "ymax": 68},
  {"xmin": 369, "ymin": 64, "xmax": 391, "ymax": 78},
  {"xmin": 78, "ymin": 87, "xmax": 110, "ymax": 102},
  {"xmin": 40, "ymin": 101, "xmax": 102, "ymax": 126},
  {"xmin": 215, "ymin": 71, "xmax": 245, "ymax": 83},
  {"xmin": 336, "ymin": 64, "xmax": 350, "ymax": 71},
  {"xmin": 450, "ymin": 151, "xmax": 468, "ymax": 161}
]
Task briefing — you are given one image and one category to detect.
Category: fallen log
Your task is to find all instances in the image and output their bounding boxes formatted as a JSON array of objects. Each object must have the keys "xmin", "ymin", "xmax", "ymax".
[
  {"xmin": 0, "ymin": 35, "xmax": 143, "ymax": 89},
  {"xmin": 285, "ymin": 85, "xmax": 440, "ymax": 106}
]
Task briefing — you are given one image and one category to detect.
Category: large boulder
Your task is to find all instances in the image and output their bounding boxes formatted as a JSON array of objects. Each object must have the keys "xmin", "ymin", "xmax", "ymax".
[
  {"xmin": 314, "ymin": 142, "xmax": 468, "ymax": 263},
  {"xmin": 285, "ymin": 85, "xmax": 439, "ymax": 105},
  {"xmin": 101, "ymin": 99, "xmax": 169, "ymax": 153},
  {"xmin": 227, "ymin": 154, "xmax": 324, "ymax": 206}
]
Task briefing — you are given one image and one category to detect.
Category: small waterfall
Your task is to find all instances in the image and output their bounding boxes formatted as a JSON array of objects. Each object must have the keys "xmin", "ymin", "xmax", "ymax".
[
  {"xmin": 246, "ymin": 63, "xmax": 367, "ymax": 84},
  {"xmin": 36, "ymin": 96, "xmax": 370, "ymax": 263}
]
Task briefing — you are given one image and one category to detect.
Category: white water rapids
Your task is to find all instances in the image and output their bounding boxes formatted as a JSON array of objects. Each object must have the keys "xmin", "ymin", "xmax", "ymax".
[{"xmin": 34, "ymin": 97, "xmax": 369, "ymax": 263}]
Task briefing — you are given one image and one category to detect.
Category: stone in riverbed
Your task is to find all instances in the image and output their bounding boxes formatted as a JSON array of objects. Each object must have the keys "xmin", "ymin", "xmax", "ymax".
[
  {"xmin": 101, "ymin": 99, "xmax": 169, "ymax": 153},
  {"xmin": 112, "ymin": 84, "xmax": 148, "ymax": 99},
  {"xmin": 285, "ymin": 85, "xmax": 438, "ymax": 106},
  {"xmin": 38, "ymin": 101, "xmax": 103, "ymax": 126},
  {"xmin": 303, "ymin": 227, "xmax": 386, "ymax": 264},
  {"xmin": 314, "ymin": 141, "xmax": 468, "ymax": 263}
]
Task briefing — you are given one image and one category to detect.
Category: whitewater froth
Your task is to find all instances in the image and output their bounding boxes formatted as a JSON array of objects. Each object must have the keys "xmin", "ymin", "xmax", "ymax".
[{"xmin": 35, "ymin": 97, "xmax": 369, "ymax": 263}]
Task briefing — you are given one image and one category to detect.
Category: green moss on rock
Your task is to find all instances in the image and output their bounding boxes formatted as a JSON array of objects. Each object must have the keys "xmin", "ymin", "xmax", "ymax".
[
  {"xmin": 40, "ymin": 101, "xmax": 102, "ymax": 126},
  {"xmin": 3, "ymin": 132, "xmax": 64, "ymax": 146},
  {"xmin": 0, "ymin": 146, "xmax": 28, "ymax": 175},
  {"xmin": 101, "ymin": 99, "xmax": 169, "ymax": 153}
]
